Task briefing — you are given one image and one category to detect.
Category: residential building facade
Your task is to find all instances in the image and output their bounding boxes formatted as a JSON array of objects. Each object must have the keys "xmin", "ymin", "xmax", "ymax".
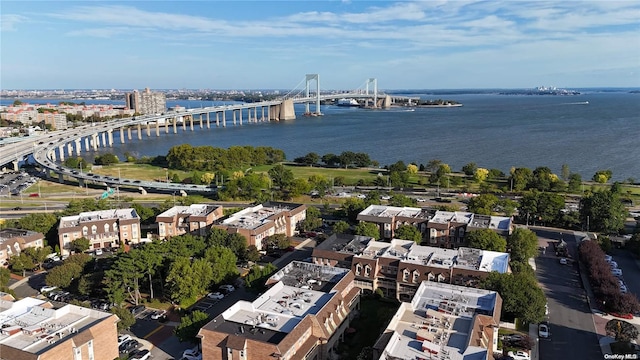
[
  {"xmin": 198, "ymin": 261, "xmax": 361, "ymax": 360},
  {"xmin": 312, "ymin": 236, "xmax": 509, "ymax": 301},
  {"xmin": 0, "ymin": 297, "xmax": 119, "ymax": 360},
  {"xmin": 0, "ymin": 229, "xmax": 45, "ymax": 267},
  {"xmin": 125, "ymin": 88, "xmax": 166, "ymax": 115},
  {"xmin": 213, "ymin": 202, "xmax": 307, "ymax": 251},
  {"xmin": 58, "ymin": 208, "xmax": 141, "ymax": 255},
  {"xmin": 156, "ymin": 204, "xmax": 224, "ymax": 239},
  {"xmin": 373, "ymin": 282, "xmax": 502, "ymax": 360},
  {"xmin": 356, "ymin": 205, "xmax": 432, "ymax": 240}
]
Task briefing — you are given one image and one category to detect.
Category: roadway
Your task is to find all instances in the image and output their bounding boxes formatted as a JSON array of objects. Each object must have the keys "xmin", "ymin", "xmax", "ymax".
[{"xmin": 533, "ymin": 228, "xmax": 602, "ymax": 360}]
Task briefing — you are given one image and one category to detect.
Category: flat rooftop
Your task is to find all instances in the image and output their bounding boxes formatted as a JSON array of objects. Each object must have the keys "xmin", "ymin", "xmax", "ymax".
[
  {"xmin": 157, "ymin": 204, "xmax": 220, "ymax": 218},
  {"xmin": 0, "ymin": 229, "xmax": 42, "ymax": 245},
  {"xmin": 59, "ymin": 208, "xmax": 139, "ymax": 228},
  {"xmin": 315, "ymin": 234, "xmax": 370, "ymax": 254},
  {"xmin": 0, "ymin": 297, "xmax": 113, "ymax": 354},
  {"xmin": 430, "ymin": 211, "xmax": 474, "ymax": 224},
  {"xmin": 221, "ymin": 204, "xmax": 298, "ymax": 230},
  {"xmin": 380, "ymin": 282, "xmax": 498, "ymax": 360},
  {"xmin": 203, "ymin": 262, "xmax": 348, "ymax": 344},
  {"xmin": 359, "ymin": 205, "xmax": 431, "ymax": 220}
]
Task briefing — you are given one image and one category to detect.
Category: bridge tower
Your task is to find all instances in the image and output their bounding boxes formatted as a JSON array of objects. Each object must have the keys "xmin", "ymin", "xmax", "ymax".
[
  {"xmin": 305, "ymin": 74, "xmax": 322, "ymax": 116},
  {"xmin": 366, "ymin": 78, "xmax": 378, "ymax": 108}
]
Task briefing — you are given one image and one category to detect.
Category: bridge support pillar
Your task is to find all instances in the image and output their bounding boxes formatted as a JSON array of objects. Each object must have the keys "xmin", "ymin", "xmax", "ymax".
[
  {"xmin": 269, "ymin": 104, "xmax": 279, "ymax": 121},
  {"xmin": 165, "ymin": 119, "xmax": 169, "ymax": 134},
  {"xmin": 190, "ymin": 116, "xmax": 194, "ymax": 131},
  {"xmin": 107, "ymin": 130, "xmax": 113, "ymax": 147},
  {"xmin": 58, "ymin": 145, "xmax": 65, "ymax": 162},
  {"xmin": 222, "ymin": 111, "xmax": 226, "ymax": 127},
  {"xmin": 182, "ymin": 116, "xmax": 186, "ymax": 131},
  {"xmin": 92, "ymin": 134, "xmax": 98, "ymax": 151},
  {"xmin": 58, "ymin": 173, "xmax": 64, "ymax": 184},
  {"xmin": 173, "ymin": 117, "xmax": 178, "ymax": 134},
  {"xmin": 120, "ymin": 128, "xmax": 125, "ymax": 144},
  {"xmin": 49, "ymin": 150, "xmax": 56, "ymax": 162},
  {"xmin": 199, "ymin": 114, "xmax": 203, "ymax": 129},
  {"xmin": 101, "ymin": 132, "xmax": 107, "ymax": 147},
  {"xmin": 78, "ymin": 178, "xmax": 85, "ymax": 188},
  {"xmin": 84, "ymin": 137, "xmax": 90, "ymax": 152},
  {"xmin": 261, "ymin": 107, "xmax": 265, "ymax": 122},
  {"xmin": 67, "ymin": 143, "xmax": 73, "ymax": 157},
  {"xmin": 128, "ymin": 127, "xmax": 132, "ymax": 140},
  {"xmin": 154, "ymin": 122, "xmax": 159, "ymax": 137},
  {"xmin": 207, "ymin": 113, "xmax": 211, "ymax": 128},
  {"xmin": 141, "ymin": 123, "xmax": 146, "ymax": 139},
  {"xmin": 75, "ymin": 139, "xmax": 81, "ymax": 156},
  {"xmin": 12, "ymin": 161, "xmax": 19, "ymax": 172},
  {"xmin": 239, "ymin": 109, "xmax": 243, "ymax": 125},
  {"xmin": 232, "ymin": 110, "xmax": 236, "ymax": 126},
  {"xmin": 280, "ymin": 99, "xmax": 296, "ymax": 120}
]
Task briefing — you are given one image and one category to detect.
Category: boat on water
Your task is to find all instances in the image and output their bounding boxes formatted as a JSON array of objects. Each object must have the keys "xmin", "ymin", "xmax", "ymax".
[{"xmin": 336, "ymin": 98, "xmax": 360, "ymax": 107}]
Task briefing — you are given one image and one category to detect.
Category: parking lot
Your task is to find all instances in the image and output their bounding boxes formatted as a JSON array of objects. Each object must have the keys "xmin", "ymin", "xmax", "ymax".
[{"xmin": 0, "ymin": 171, "xmax": 39, "ymax": 198}]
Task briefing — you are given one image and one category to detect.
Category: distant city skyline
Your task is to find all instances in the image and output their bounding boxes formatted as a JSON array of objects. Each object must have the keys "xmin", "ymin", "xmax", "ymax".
[{"xmin": 2, "ymin": 1, "xmax": 639, "ymax": 90}]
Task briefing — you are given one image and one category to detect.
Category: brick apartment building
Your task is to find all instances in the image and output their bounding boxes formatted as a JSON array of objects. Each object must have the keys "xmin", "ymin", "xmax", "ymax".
[
  {"xmin": 0, "ymin": 229, "xmax": 45, "ymax": 267},
  {"xmin": 198, "ymin": 261, "xmax": 361, "ymax": 360},
  {"xmin": 312, "ymin": 236, "xmax": 509, "ymax": 301},
  {"xmin": 357, "ymin": 206, "xmax": 513, "ymax": 247},
  {"xmin": 58, "ymin": 208, "xmax": 141, "ymax": 255},
  {"xmin": 155, "ymin": 204, "xmax": 224, "ymax": 239},
  {"xmin": 0, "ymin": 296, "xmax": 119, "ymax": 360},
  {"xmin": 213, "ymin": 202, "xmax": 306, "ymax": 251},
  {"xmin": 373, "ymin": 282, "xmax": 502, "ymax": 360}
]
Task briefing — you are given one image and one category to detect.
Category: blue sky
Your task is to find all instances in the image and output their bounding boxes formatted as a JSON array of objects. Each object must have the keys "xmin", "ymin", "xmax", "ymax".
[{"xmin": 2, "ymin": 1, "xmax": 639, "ymax": 90}]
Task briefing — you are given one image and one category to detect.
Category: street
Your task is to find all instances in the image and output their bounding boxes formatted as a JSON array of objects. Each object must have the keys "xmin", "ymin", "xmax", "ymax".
[{"xmin": 533, "ymin": 229, "xmax": 602, "ymax": 360}]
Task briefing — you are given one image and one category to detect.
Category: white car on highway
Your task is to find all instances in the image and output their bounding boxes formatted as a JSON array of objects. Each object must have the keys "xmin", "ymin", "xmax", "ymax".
[{"xmin": 508, "ymin": 350, "xmax": 530, "ymax": 360}]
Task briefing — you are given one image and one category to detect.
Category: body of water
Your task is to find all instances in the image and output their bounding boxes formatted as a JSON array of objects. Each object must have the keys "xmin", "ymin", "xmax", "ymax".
[{"xmin": 3, "ymin": 91, "xmax": 639, "ymax": 181}]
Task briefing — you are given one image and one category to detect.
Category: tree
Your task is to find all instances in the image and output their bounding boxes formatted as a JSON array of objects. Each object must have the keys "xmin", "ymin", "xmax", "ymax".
[
  {"xmin": 268, "ymin": 164, "xmax": 294, "ymax": 189},
  {"xmin": 509, "ymin": 167, "xmax": 533, "ymax": 191},
  {"xmin": 388, "ymin": 194, "xmax": 417, "ymax": 207},
  {"xmin": 299, "ymin": 206, "xmax": 323, "ymax": 232},
  {"xmin": 479, "ymin": 272, "xmax": 546, "ymax": 324},
  {"xmin": 406, "ymin": 164, "xmax": 418, "ymax": 175},
  {"xmin": 462, "ymin": 162, "xmax": 478, "ymax": 176},
  {"xmin": 466, "ymin": 229, "xmax": 507, "ymax": 252},
  {"xmin": 593, "ymin": 170, "xmax": 613, "ymax": 184},
  {"xmin": 580, "ymin": 189, "xmax": 627, "ymax": 233},
  {"xmin": 111, "ymin": 306, "xmax": 136, "ymax": 331},
  {"xmin": 17, "ymin": 213, "xmax": 58, "ymax": 236},
  {"xmin": 166, "ymin": 256, "xmax": 197, "ymax": 304},
  {"xmin": 265, "ymin": 234, "xmax": 290, "ymax": 250},
  {"xmin": 246, "ymin": 245, "xmax": 261, "ymax": 262},
  {"xmin": 205, "ymin": 246, "xmax": 238, "ymax": 284},
  {"xmin": 508, "ymin": 228, "xmax": 539, "ymax": 263},
  {"xmin": 22, "ymin": 246, "xmax": 52, "ymax": 271},
  {"xmin": 0, "ymin": 267, "xmax": 10, "ymax": 289},
  {"xmin": 200, "ymin": 172, "xmax": 215, "ymax": 185},
  {"xmin": 70, "ymin": 237, "xmax": 91, "ymax": 253},
  {"xmin": 45, "ymin": 262, "xmax": 83, "ymax": 288},
  {"xmin": 605, "ymin": 319, "xmax": 639, "ymax": 343},
  {"xmin": 467, "ymin": 194, "xmax": 499, "ymax": 215},
  {"xmin": 175, "ymin": 310, "xmax": 211, "ymax": 343},
  {"xmin": 322, "ymin": 153, "xmax": 339, "ymax": 167},
  {"xmin": 342, "ymin": 198, "xmax": 366, "ymax": 222},
  {"xmin": 354, "ymin": 222, "xmax": 380, "ymax": 239},
  {"xmin": 333, "ymin": 220, "xmax": 350, "ymax": 234},
  {"xmin": 94, "ymin": 153, "xmax": 119, "ymax": 165},
  {"xmin": 338, "ymin": 151, "xmax": 356, "ymax": 169},
  {"xmin": 395, "ymin": 225, "xmax": 422, "ymax": 243},
  {"xmin": 8, "ymin": 253, "xmax": 35, "ymax": 277},
  {"xmin": 425, "ymin": 159, "xmax": 443, "ymax": 173},
  {"xmin": 567, "ymin": 173, "xmax": 583, "ymax": 193},
  {"xmin": 473, "ymin": 168, "xmax": 489, "ymax": 183},
  {"xmin": 561, "ymin": 164, "xmax": 570, "ymax": 181}
]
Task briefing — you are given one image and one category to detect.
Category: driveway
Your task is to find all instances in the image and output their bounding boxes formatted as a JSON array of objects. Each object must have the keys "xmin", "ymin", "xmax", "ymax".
[{"xmin": 532, "ymin": 228, "xmax": 602, "ymax": 360}]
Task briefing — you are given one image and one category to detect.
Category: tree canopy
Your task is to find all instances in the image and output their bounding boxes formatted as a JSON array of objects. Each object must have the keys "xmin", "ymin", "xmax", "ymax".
[
  {"xmin": 355, "ymin": 222, "xmax": 380, "ymax": 240},
  {"xmin": 395, "ymin": 225, "xmax": 422, "ymax": 243},
  {"xmin": 466, "ymin": 229, "xmax": 507, "ymax": 252},
  {"xmin": 580, "ymin": 188, "xmax": 627, "ymax": 233},
  {"xmin": 507, "ymin": 228, "xmax": 538, "ymax": 263}
]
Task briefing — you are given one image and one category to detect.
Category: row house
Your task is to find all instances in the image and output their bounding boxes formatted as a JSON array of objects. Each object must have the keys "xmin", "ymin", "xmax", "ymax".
[
  {"xmin": 357, "ymin": 205, "xmax": 513, "ymax": 249},
  {"xmin": 198, "ymin": 261, "xmax": 361, "ymax": 360},
  {"xmin": 0, "ymin": 229, "xmax": 45, "ymax": 267},
  {"xmin": 58, "ymin": 208, "xmax": 141, "ymax": 255},
  {"xmin": 155, "ymin": 204, "xmax": 224, "ymax": 239},
  {"xmin": 0, "ymin": 296, "xmax": 119, "ymax": 360},
  {"xmin": 213, "ymin": 202, "xmax": 306, "ymax": 251},
  {"xmin": 313, "ymin": 237, "xmax": 509, "ymax": 302},
  {"xmin": 356, "ymin": 205, "xmax": 432, "ymax": 240},
  {"xmin": 373, "ymin": 282, "xmax": 503, "ymax": 360}
]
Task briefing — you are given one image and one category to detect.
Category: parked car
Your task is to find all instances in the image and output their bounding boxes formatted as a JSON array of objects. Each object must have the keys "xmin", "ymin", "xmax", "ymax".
[
  {"xmin": 219, "ymin": 285, "xmax": 235, "ymax": 293},
  {"xmin": 501, "ymin": 334, "xmax": 524, "ymax": 342},
  {"xmin": 130, "ymin": 305, "xmax": 145, "ymax": 315},
  {"xmin": 609, "ymin": 312, "xmax": 634, "ymax": 320},
  {"xmin": 559, "ymin": 258, "xmax": 568, "ymax": 265},
  {"xmin": 40, "ymin": 285, "xmax": 58, "ymax": 293},
  {"xmin": 207, "ymin": 292, "xmax": 224, "ymax": 300},
  {"xmin": 119, "ymin": 339, "xmax": 139, "ymax": 353},
  {"xmin": 117, "ymin": 334, "xmax": 131, "ymax": 346},
  {"xmin": 507, "ymin": 350, "xmax": 530, "ymax": 360},
  {"xmin": 151, "ymin": 310, "xmax": 167, "ymax": 320},
  {"xmin": 620, "ymin": 284, "xmax": 628, "ymax": 294},
  {"xmin": 611, "ymin": 268, "xmax": 623, "ymax": 277},
  {"xmin": 604, "ymin": 255, "xmax": 613, "ymax": 262},
  {"xmin": 182, "ymin": 348, "xmax": 201, "ymax": 360},
  {"xmin": 94, "ymin": 248, "xmax": 103, "ymax": 256},
  {"xmin": 609, "ymin": 261, "xmax": 618, "ymax": 269},
  {"xmin": 130, "ymin": 349, "xmax": 151, "ymax": 360},
  {"xmin": 538, "ymin": 322, "xmax": 550, "ymax": 339}
]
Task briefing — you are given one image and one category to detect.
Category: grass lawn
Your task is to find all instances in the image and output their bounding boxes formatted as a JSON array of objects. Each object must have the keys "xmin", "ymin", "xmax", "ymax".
[
  {"xmin": 338, "ymin": 296, "xmax": 400, "ymax": 359},
  {"xmin": 90, "ymin": 163, "xmax": 193, "ymax": 182},
  {"xmin": 253, "ymin": 164, "xmax": 387, "ymax": 185}
]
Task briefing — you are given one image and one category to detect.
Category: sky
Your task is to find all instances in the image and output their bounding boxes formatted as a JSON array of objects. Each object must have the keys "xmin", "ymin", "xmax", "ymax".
[{"xmin": 1, "ymin": 1, "xmax": 640, "ymax": 90}]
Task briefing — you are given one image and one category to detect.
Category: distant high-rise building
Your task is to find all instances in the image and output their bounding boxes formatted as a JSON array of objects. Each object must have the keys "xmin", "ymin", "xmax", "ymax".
[{"xmin": 125, "ymin": 88, "xmax": 165, "ymax": 115}]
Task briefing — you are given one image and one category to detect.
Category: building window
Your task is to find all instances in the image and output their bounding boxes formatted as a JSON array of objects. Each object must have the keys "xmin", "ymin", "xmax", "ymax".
[
  {"xmin": 113, "ymin": 222, "xmax": 118, "ymax": 231},
  {"xmin": 87, "ymin": 340, "xmax": 94, "ymax": 360},
  {"xmin": 402, "ymin": 269, "xmax": 410, "ymax": 282},
  {"xmin": 364, "ymin": 265, "xmax": 371, "ymax": 277},
  {"xmin": 91, "ymin": 225, "xmax": 97, "ymax": 235},
  {"xmin": 104, "ymin": 223, "xmax": 110, "ymax": 233},
  {"xmin": 412, "ymin": 270, "xmax": 420, "ymax": 284},
  {"xmin": 355, "ymin": 264, "xmax": 362, "ymax": 276},
  {"xmin": 82, "ymin": 226, "xmax": 88, "ymax": 236}
]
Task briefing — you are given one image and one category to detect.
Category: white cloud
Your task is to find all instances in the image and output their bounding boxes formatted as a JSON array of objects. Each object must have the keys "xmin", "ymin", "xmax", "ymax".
[{"xmin": 1, "ymin": 14, "xmax": 27, "ymax": 32}]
